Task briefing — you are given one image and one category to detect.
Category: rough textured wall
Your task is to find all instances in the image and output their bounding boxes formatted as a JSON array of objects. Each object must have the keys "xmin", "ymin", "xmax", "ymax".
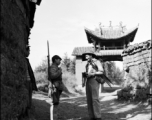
[
  {"xmin": 117, "ymin": 40, "xmax": 151, "ymax": 101},
  {"xmin": 122, "ymin": 40, "xmax": 151, "ymax": 87},
  {"xmin": 1, "ymin": 0, "xmax": 32, "ymax": 119}
]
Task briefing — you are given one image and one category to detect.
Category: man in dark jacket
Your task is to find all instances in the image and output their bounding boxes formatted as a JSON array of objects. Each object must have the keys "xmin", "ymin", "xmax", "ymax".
[
  {"xmin": 48, "ymin": 55, "xmax": 64, "ymax": 105},
  {"xmin": 48, "ymin": 55, "xmax": 67, "ymax": 120},
  {"xmin": 25, "ymin": 45, "xmax": 38, "ymax": 115}
]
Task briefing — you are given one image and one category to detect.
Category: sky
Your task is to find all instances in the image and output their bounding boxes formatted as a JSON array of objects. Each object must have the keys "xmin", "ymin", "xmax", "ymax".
[{"xmin": 29, "ymin": 0, "xmax": 151, "ymax": 70}]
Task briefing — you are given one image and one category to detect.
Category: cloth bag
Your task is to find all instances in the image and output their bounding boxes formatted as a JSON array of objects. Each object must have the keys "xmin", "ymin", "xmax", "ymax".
[{"xmin": 95, "ymin": 75, "xmax": 105, "ymax": 84}]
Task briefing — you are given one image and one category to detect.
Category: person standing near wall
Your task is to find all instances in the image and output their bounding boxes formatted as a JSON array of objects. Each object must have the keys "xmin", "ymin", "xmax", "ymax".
[
  {"xmin": 25, "ymin": 45, "xmax": 38, "ymax": 116},
  {"xmin": 48, "ymin": 55, "xmax": 63, "ymax": 105},
  {"xmin": 82, "ymin": 52, "xmax": 104, "ymax": 120},
  {"xmin": 48, "ymin": 55, "xmax": 68, "ymax": 120}
]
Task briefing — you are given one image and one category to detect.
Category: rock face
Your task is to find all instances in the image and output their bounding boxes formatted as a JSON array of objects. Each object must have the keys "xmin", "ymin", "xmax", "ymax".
[
  {"xmin": 1, "ymin": 0, "xmax": 41, "ymax": 120},
  {"xmin": 117, "ymin": 40, "xmax": 152, "ymax": 101}
]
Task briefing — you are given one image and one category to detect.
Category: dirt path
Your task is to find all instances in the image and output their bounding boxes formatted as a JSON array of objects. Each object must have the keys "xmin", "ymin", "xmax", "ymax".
[{"xmin": 32, "ymin": 91, "xmax": 151, "ymax": 120}]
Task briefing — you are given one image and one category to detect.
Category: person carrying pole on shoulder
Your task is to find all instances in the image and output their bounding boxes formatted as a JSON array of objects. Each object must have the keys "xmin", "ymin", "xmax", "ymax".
[{"xmin": 47, "ymin": 41, "xmax": 67, "ymax": 120}]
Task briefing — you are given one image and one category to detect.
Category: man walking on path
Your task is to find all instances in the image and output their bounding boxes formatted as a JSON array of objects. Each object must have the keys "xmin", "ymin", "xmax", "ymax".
[{"xmin": 82, "ymin": 52, "xmax": 104, "ymax": 120}]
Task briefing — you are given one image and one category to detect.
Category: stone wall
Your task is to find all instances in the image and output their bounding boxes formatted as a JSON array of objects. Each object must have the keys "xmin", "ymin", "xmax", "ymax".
[
  {"xmin": 117, "ymin": 40, "xmax": 151, "ymax": 101},
  {"xmin": 1, "ymin": 0, "xmax": 41, "ymax": 119}
]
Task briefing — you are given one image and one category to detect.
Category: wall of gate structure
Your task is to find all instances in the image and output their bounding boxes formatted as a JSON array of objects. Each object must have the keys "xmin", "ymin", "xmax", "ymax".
[
  {"xmin": 1, "ymin": 0, "xmax": 41, "ymax": 120},
  {"xmin": 117, "ymin": 40, "xmax": 151, "ymax": 101}
]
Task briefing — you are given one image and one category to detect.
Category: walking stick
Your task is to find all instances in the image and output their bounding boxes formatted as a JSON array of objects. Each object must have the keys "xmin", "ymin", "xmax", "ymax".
[
  {"xmin": 47, "ymin": 41, "xmax": 54, "ymax": 120},
  {"xmin": 50, "ymin": 103, "xmax": 54, "ymax": 120}
]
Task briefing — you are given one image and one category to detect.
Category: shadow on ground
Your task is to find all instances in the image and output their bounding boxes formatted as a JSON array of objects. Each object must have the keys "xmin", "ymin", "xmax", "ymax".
[{"xmin": 32, "ymin": 91, "xmax": 151, "ymax": 120}]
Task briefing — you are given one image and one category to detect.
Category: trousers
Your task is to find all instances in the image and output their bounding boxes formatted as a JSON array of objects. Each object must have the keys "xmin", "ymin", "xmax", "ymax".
[{"xmin": 86, "ymin": 77, "xmax": 101, "ymax": 119}]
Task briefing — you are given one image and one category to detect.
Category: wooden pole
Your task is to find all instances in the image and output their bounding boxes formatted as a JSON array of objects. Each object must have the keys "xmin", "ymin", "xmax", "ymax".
[
  {"xmin": 50, "ymin": 105, "xmax": 54, "ymax": 120},
  {"xmin": 47, "ymin": 41, "xmax": 54, "ymax": 120}
]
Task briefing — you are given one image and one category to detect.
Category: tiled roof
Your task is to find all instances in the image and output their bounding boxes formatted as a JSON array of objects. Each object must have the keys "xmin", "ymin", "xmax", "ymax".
[
  {"xmin": 92, "ymin": 26, "xmax": 124, "ymax": 38},
  {"xmin": 95, "ymin": 50, "xmax": 123, "ymax": 56},
  {"xmin": 85, "ymin": 25, "xmax": 138, "ymax": 43},
  {"xmin": 72, "ymin": 47, "xmax": 123, "ymax": 56},
  {"xmin": 122, "ymin": 40, "xmax": 151, "ymax": 56},
  {"xmin": 72, "ymin": 47, "xmax": 94, "ymax": 56}
]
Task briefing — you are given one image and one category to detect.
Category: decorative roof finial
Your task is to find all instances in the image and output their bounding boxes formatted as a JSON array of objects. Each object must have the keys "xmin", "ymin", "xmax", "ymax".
[
  {"xmin": 120, "ymin": 21, "xmax": 123, "ymax": 27},
  {"xmin": 109, "ymin": 21, "xmax": 112, "ymax": 27},
  {"xmin": 99, "ymin": 22, "xmax": 103, "ymax": 35},
  {"xmin": 119, "ymin": 21, "xmax": 126, "ymax": 33},
  {"xmin": 138, "ymin": 23, "xmax": 139, "ymax": 27},
  {"xmin": 99, "ymin": 22, "xmax": 102, "ymax": 28}
]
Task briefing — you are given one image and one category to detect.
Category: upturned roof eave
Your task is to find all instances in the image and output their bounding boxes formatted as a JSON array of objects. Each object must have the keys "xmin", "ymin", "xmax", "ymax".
[
  {"xmin": 72, "ymin": 47, "xmax": 124, "ymax": 56},
  {"xmin": 72, "ymin": 46, "xmax": 94, "ymax": 56},
  {"xmin": 84, "ymin": 26, "xmax": 138, "ymax": 43}
]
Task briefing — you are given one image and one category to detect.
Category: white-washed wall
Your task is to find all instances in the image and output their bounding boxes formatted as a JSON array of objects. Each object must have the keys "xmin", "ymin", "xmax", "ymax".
[{"xmin": 75, "ymin": 56, "xmax": 87, "ymax": 85}]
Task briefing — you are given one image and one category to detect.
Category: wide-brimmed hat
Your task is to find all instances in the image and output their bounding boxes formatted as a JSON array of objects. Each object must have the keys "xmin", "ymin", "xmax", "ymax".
[{"xmin": 82, "ymin": 52, "xmax": 97, "ymax": 61}]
